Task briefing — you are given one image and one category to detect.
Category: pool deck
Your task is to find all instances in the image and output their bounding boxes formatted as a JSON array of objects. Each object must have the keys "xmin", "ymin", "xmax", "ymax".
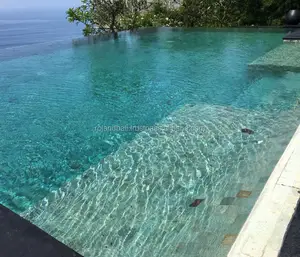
[
  {"xmin": 0, "ymin": 204, "xmax": 83, "ymax": 257},
  {"xmin": 279, "ymin": 199, "xmax": 300, "ymax": 257},
  {"xmin": 228, "ymin": 125, "xmax": 300, "ymax": 257}
]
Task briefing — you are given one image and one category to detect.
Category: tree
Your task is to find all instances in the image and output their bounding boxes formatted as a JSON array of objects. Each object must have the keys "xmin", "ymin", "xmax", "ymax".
[
  {"xmin": 261, "ymin": 0, "xmax": 300, "ymax": 25},
  {"xmin": 67, "ymin": 0, "xmax": 154, "ymax": 35},
  {"xmin": 67, "ymin": 0, "xmax": 127, "ymax": 35},
  {"xmin": 124, "ymin": 0, "xmax": 150, "ymax": 30},
  {"xmin": 181, "ymin": 0, "xmax": 208, "ymax": 27},
  {"xmin": 66, "ymin": 0, "xmax": 96, "ymax": 36},
  {"xmin": 93, "ymin": 0, "xmax": 126, "ymax": 33},
  {"xmin": 67, "ymin": 0, "xmax": 298, "ymax": 34}
]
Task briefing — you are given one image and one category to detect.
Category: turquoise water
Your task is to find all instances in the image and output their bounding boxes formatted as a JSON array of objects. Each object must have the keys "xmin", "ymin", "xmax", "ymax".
[
  {"xmin": 0, "ymin": 28, "xmax": 297, "ymax": 211},
  {"xmin": 2, "ymin": 28, "xmax": 300, "ymax": 256},
  {"xmin": 24, "ymin": 104, "xmax": 300, "ymax": 257}
]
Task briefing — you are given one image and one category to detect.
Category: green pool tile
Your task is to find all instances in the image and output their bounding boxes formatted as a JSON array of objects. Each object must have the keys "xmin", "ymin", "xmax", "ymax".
[
  {"xmin": 237, "ymin": 190, "xmax": 252, "ymax": 198},
  {"xmin": 222, "ymin": 234, "xmax": 238, "ymax": 245},
  {"xmin": 196, "ymin": 232, "xmax": 223, "ymax": 248},
  {"xmin": 233, "ymin": 196, "xmax": 259, "ymax": 214},
  {"xmin": 252, "ymin": 181, "xmax": 267, "ymax": 194},
  {"xmin": 220, "ymin": 197, "xmax": 235, "ymax": 205},
  {"xmin": 259, "ymin": 176, "xmax": 270, "ymax": 183},
  {"xmin": 204, "ymin": 206, "xmax": 238, "ymax": 233},
  {"xmin": 227, "ymin": 214, "xmax": 249, "ymax": 234},
  {"xmin": 238, "ymin": 180, "xmax": 260, "ymax": 192},
  {"xmin": 217, "ymin": 183, "xmax": 243, "ymax": 199}
]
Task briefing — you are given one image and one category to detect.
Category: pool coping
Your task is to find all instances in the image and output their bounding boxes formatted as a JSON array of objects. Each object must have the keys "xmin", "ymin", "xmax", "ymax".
[{"xmin": 228, "ymin": 125, "xmax": 300, "ymax": 257}]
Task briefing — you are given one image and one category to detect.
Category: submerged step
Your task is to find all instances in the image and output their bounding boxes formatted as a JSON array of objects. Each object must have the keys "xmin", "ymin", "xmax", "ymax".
[
  {"xmin": 0, "ymin": 204, "xmax": 83, "ymax": 257},
  {"xmin": 233, "ymin": 71, "xmax": 300, "ymax": 110},
  {"xmin": 249, "ymin": 43, "xmax": 300, "ymax": 72},
  {"xmin": 23, "ymin": 104, "xmax": 300, "ymax": 257}
]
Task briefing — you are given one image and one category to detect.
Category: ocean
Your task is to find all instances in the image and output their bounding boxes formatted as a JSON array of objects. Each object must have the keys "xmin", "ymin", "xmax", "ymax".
[{"xmin": 0, "ymin": 9, "xmax": 84, "ymax": 49}]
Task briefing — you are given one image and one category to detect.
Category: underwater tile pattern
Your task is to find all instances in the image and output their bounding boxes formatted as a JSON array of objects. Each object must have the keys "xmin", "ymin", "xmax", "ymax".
[
  {"xmin": 222, "ymin": 234, "xmax": 238, "ymax": 245},
  {"xmin": 23, "ymin": 104, "xmax": 300, "ymax": 257},
  {"xmin": 237, "ymin": 190, "xmax": 252, "ymax": 198},
  {"xmin": 220, "ymin": 197, "xmax": 235, "ymax": 205}
]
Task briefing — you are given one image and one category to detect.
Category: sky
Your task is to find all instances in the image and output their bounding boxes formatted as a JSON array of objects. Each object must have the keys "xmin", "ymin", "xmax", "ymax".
[{"xmin": 0, "ymin": 0, "xmax": 81, "ymax": 10}]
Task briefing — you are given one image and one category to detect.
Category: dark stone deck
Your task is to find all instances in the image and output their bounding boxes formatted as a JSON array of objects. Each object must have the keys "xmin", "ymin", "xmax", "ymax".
[
  {"xmin": 279, "ymin": 199, "xmax": 300, "ymax": 257},
  {"xmin": 0, "ymin": 204, "xmax": 83, "ymax": 257}
]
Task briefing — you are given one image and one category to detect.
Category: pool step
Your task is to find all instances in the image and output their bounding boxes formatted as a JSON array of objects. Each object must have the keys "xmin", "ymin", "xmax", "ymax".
[
  {"xmin": 248, "ymin": 43, "xmax": 300, "ymax": 72},
  {"xmin": 233, "ymin": 71, "xmax": 300, "ymax": 110},
  {"xmin": 23, "ymin": 104, "xmax": 300, "ymax": 257}
]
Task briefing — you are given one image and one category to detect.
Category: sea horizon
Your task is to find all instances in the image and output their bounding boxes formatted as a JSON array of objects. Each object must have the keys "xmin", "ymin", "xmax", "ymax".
[{"xmin": 0, "ymin": 8, "xmax": 83, "ymax": 49}]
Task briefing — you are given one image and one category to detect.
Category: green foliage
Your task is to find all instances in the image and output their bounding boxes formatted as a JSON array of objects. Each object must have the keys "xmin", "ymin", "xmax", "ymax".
[
  {"xmin": 66, "ymin": 0, "xmax": 127, "ymax": 35},
  {"xmin": 152, "ymin": 1, "xmax": 169, "ymax": 15},
  {"xmin": 93, "ymin": 0, "xmax": 126, "ymax": 32},
  {"xmin": 119, "ymin": 1, "xmax": 183, "ymax": 30},
  {"xmin": 66, "ymin": 0, "xmax": 96, "ymax": 36},
  {"xmin": 181, "ymin": 0, "xmax": 206, "ymax": 27},
  {"xmin": 67, "ymin": 0, "xmax": 94, "ymax": 36},
  {"xmin": 260, "ymin": 0, "xmax": 300, "ymax": 25},
  {"xmin": 67, "ymin": 0, "xmax": 300, "ymax": 36},
  {"xmin": 179, "ymin": 0, "xmax": 300, "ymax": 27}
]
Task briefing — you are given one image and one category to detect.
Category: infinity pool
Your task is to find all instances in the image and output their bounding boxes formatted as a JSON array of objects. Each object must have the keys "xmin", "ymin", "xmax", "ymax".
[{"xmin": 1, "ymin": 28, "xmax": 300, "ymax": 256}]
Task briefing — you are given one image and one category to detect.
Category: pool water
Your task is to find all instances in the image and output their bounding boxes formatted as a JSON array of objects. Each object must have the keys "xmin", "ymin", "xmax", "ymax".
[
  {"xmin": 1, "ymin": 28, "xmax": 300, "ymax": 256},
  {"xmin": 24, "ymin": 104, "xmax": 300, "ymax": 257}
]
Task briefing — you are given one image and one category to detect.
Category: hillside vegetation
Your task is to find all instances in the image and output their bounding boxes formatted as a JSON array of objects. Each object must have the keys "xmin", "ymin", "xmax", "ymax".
[{"xmin": 66, "ymin": 0, "xmax": 300, "ymax": 36}]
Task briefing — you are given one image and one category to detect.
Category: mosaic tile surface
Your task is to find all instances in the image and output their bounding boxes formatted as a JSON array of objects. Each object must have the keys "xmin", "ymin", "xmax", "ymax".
[
  {"xmin": 222, "ymin": 234, "xmax": 238, "ymax": 245},
  {"xmin": 237, "ymin": 190, "xmax": 252, "ymax": 198}
]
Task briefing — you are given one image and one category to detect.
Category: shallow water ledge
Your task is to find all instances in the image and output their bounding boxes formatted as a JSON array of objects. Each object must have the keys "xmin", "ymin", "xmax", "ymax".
[
  {"xmin": 228, "ymin": 125, "xmax": 300, "ymax": 257},
  {"xmin": 248, "ymin": 43, "xmax": 300, "ymax": 72}
]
